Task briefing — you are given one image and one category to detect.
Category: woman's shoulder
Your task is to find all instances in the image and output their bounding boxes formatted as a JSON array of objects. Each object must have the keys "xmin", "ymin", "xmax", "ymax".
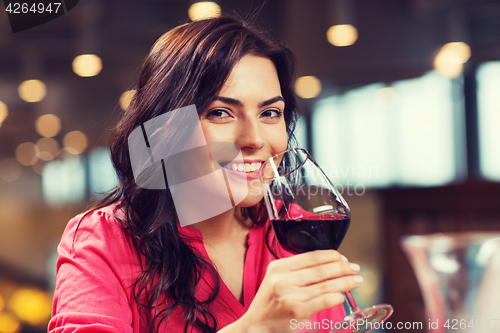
[
  {"xmin": 51, "ymin": 204, "xmax": 142, "ymax": 333},
  {"xmin": 59, "ymin": 204, "xmax": 133, "ymax": 258}
]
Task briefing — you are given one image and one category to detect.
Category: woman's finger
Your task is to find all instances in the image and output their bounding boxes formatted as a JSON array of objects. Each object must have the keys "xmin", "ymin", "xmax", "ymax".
[
  {"xmin": 290, "ymin": 292, "xmax": 347, "ymax": 320},
  {"xmin": 294, "ymin": 275, "xmax": 363, "ymax": 302},
  {"xmin": 290, "ymin": 261, "xmax": 360, "ymax": 287},
  {"xmin": 285, "ymin": 250, "xmax": 345, "ymax": 271}
]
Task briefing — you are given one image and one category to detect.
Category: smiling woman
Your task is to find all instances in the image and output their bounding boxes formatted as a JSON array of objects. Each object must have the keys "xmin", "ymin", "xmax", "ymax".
[{"xmin": 49, "ymin": 15, "xmax": 361, "ymax": 333}]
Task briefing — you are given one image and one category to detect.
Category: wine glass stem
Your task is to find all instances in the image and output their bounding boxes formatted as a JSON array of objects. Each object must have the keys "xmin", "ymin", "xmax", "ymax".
[{"xmin": 343, "ymin": 291, "xmax": 360, "ymax": 314}]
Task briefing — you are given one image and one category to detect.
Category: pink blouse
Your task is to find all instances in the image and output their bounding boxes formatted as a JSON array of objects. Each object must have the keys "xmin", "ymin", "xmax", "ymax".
[{"xmin": 49, "ymin": 205, "xmax": 346, "ymax": 332}]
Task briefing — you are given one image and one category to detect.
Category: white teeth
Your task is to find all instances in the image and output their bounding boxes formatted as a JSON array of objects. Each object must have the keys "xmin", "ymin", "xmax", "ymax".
[{"xmin": 229, "ymin": 162, "xmax": 262, "ymax": 172}]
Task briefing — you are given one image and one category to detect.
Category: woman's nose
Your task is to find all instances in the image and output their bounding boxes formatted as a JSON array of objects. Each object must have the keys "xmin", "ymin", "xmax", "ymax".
[{"xmin": 235, "ymin": 119, "xmax": 265, "ymax": 150}]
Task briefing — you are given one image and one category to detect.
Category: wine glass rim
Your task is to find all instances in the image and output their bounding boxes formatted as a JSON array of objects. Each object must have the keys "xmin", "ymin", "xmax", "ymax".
[{"xmin": 261, "ymin": 148, "xmax": 314, "ymax": 180}]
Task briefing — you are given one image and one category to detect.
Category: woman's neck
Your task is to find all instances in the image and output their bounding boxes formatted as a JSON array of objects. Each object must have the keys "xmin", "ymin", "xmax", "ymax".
[{"xmin": 190, "ymin": 207, "xmax": 252, "ymax": 246}]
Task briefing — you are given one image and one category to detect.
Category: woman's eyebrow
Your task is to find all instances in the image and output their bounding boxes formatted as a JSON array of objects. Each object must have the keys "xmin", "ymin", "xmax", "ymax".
[
  {"xmin": 214, "ymin": 96, "xmax": 285, "ymax": 108},
  {"xmin": 259, "ymin": 96, "xmax": 284, "ymax": 108},
  {"xmin": 214, "ymin": 96, "xmax": 243, "ymax": 107}
]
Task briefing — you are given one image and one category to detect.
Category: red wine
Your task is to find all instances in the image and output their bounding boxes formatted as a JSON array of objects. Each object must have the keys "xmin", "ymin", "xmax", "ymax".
[{"xmin": 272, "ymin": 215, "xmax": 350, "ymax": 254}]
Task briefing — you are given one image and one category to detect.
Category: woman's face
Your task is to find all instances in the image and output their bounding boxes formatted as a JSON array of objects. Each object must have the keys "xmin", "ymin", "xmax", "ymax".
[{"xmin": 200, "ymin": 55, "xmax": 288, "ymax": 207}]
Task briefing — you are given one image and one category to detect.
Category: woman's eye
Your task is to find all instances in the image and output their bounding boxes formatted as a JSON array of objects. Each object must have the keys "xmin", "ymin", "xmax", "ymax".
[
  {"xmin": 206, "ymin": 109, "xmax": 231, "ymax": 119},
  {"xmin": 261, "ymin": 109, "xmax": 283, "ymax": 119}
]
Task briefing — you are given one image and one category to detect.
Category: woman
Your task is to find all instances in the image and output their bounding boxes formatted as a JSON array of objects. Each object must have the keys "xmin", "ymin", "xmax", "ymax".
[{"xmin": 49, "ymin": 16, "xmax": 362, "ymax": 333}]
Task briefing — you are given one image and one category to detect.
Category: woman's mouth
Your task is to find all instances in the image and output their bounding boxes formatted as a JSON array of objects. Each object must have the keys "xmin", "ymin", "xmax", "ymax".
[
  {"xmin": 226, "ymin": 161, "xmax": 262, "ymax": 172},
  {"xmin": 220, "ymin": 161, "xmax": 264, "ymax": 179}
]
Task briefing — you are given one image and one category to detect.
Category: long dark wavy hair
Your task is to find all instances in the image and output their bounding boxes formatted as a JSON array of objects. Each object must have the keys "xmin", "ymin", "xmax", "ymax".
[{"xmin": 89, "ymin": 15, "xmax": 299, "ymax": 333}]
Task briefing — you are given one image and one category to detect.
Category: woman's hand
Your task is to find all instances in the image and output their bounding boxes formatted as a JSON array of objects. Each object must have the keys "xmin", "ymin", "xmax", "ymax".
[{"xmin": 237, "ymin": 250, "xmax": 362, "ymax": 332}]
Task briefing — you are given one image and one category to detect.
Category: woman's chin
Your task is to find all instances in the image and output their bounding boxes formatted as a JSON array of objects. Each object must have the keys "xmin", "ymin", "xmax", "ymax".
[
  {"xmin": 235, "ymin": 188, "xmax": 264, "ymax": 207},
  {"xmin": 229, "ymin": 178, "xmax": 264, "ymax": 208}
]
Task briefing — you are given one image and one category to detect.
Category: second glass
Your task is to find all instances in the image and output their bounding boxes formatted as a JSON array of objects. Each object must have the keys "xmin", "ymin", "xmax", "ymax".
[{"xmin": 260, "ymin": 148, "xmax": 393, "ymax": 333}]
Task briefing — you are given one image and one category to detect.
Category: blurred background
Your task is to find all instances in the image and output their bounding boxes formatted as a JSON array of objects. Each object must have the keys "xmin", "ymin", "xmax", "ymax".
[{"xmin": 1, "ymin": 0, "xmax": 500, "ymax": 332}]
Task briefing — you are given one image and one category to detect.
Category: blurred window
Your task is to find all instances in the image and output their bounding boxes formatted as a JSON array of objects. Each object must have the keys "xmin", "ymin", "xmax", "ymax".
[
  {"xmin": 41, "ymin": 147, "xmax": 117, "ymax": 206},
  {"xmin": 312, "ymin": 71, "xmax": 457, "ymax": 188},
  {"xmin": 477, "ymin": 61, "xmax": 500, "ymax": 181},
  {"xmin": 42, "ymin": 155, "xmax": 85, "ymax": 207},
  {"xmin": 88, "ymin": 147, "xmax": 118, "ymax": 197}
]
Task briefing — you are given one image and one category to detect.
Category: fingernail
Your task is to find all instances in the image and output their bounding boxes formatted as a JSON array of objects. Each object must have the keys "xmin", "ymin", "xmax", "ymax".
[
  {"xmin": 350, "ymin": 263, "xmax": 360, "ymax": 272},
  {"xmin": 353, "ymin": 275, "xmax": 364, "ymax": 284},
  {"xmin": 341, "ymin": 255, "xmax": 348, "ymax": 262}
]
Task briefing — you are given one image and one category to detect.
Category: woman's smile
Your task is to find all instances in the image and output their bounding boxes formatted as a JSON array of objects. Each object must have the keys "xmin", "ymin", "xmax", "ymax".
[
  {"xmin": 226, "ymin": 161, "xmax": 263, "ymax": 173},
  {"xmin": 221, "ymin": 159, "xmax": 265, "ymax": 180}
]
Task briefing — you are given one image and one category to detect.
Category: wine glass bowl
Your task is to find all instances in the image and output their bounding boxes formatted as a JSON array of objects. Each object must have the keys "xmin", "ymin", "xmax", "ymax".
[
  {"xmin": 260, "ymin": 148, "xmax": 393, "ymax": 333},
  {"xmin": 261, "ymin": 148, "xmax": 350, "ymax": 254}
]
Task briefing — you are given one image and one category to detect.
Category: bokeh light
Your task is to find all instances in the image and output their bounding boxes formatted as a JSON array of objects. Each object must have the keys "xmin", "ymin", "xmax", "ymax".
[
  {"xmin": 434, "ymin": 42, "xmax": 471, "ymax": 78},
  {"xmin": 434, "ymin": 59, "xmax": 463, "ymax": 78},
  {"xmin": 442, "ymin": 42, "xmax": 471, "ymax": 63},
  {"xmin": 188, "ymin": 1, "xmax": 221, "ymax": 21},
  {"xmin": 8, "ymin": 288, "xmax": 52, "ymax": 326},
  {"xmin": 0, "ymin": 312, "xmax": 20, "ymax": 333},
  {"xmin": 18, "ymin": 80, "xmax": 47, "ymax": 103},
  {"xmin": 16, "ymin": 142, "xmax": 39, "ymax": 166},
  {"xmin": 327, "ymin": 24, "xmax": 358, "ymax": 47},
  {"xmin": 295, "ymin": 75, "xmax": 322, "ymax": 99},
  {"xmin": 0, "ymin": 101, "xmax": 8, "ymax": 123},
  {"xmin": 63, "ymin": 131, "xmax": 88, "ymax": 154},
  {"xmin": 36, "ymin": 138, "xmax": 59, "ymax": 161},
  {"xmin": 72, "ymin": 54, "xmax": 103, "ymax": 77},
  {"xmin": 0, "ymin": 158, "xmax": 22, "ymax": 182},
  {"xmin": 119, "ymin": 90, "xmax": 135, "ymax": 110},
  {"xmin": 35, "ymin": 114, "xmax": 61, "ymax": 138}
]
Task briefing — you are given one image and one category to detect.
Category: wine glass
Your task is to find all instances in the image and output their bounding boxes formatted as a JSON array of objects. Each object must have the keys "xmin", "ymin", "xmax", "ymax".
[{"xmin": 260, "ymin": 148, "xmax": 393, "ymax": 333}]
